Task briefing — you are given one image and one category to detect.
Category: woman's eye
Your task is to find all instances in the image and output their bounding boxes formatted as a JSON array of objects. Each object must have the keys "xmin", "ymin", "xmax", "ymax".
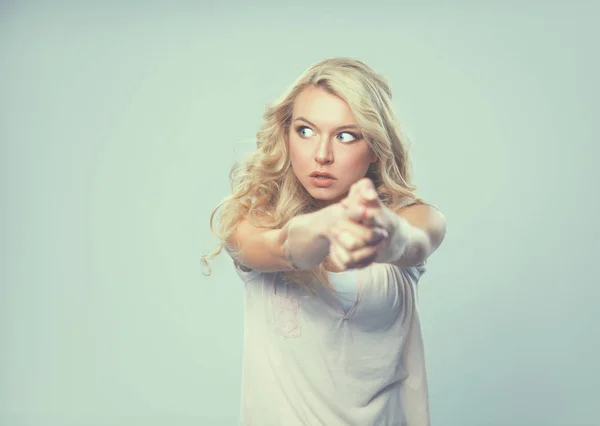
[
  {"xmin": 337, "ymin": 132, "xmax": 357, "ymax": 143},
  {"xmin": 297, "ymin": 126, "xmax": 315, "ymax": 138}
]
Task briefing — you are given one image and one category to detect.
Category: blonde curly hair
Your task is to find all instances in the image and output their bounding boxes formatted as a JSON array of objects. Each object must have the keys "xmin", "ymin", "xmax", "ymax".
[{"xmin": 201, "ymin": 57, "xmax": 431, "ymax": 294}]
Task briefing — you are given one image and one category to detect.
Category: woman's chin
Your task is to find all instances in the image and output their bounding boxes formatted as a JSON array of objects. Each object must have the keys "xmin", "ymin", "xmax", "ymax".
[{"xmin": 307, "ymin": 190, "xmax": 345, "ymax": 206}]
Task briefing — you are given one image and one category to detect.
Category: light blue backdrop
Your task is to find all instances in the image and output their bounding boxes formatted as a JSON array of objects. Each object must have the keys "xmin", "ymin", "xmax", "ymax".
[{"xmin": 1, "ymin": 1, "xmax": 598, "ymax": 425}]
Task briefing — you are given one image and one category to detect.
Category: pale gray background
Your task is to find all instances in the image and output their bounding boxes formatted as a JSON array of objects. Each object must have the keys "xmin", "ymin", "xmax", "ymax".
[{"xmin": 1, "ymin": 1, "xmax": 599, "ymax": 425}]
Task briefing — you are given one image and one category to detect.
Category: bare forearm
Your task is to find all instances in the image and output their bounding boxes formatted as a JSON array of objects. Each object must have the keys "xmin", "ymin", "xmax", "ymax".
[
  {"xmin": 282, "ymin": 205, "xmax": 342, "ymax": 270},
  {"xmin": 376, "ymin": 205, "xmax": 429, "ymax": 267}
]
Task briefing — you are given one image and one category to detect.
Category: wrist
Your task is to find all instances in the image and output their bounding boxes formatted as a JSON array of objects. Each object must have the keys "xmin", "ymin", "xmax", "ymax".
[
  {"xmin": 312, "ymin": 203, "xmax": 346, "ymax": 240},
  {"xmin": 283, "ymin": 211, "xmax": 333, "ymax": 270},
  {"xmin": 376, "ymin": 206, "xmax": 411, "ymax": 264}
]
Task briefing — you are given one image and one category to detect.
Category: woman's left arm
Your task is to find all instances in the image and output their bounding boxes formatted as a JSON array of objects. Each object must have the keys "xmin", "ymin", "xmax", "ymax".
[{"xmin": 376, "ymin": 203, "xmax": 447, "ymax": 268}]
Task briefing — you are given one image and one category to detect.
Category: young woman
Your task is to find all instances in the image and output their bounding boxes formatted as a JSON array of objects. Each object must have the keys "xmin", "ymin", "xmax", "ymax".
[{"xmin": 202, "ymin": 57, "xmax": 446, "ymax": 426}]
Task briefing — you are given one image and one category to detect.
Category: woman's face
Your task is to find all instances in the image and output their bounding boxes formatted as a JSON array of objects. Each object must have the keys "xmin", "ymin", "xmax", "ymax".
[{"xmin": 288, "ymin": 85, "xmax": 377, "ymax": 206}]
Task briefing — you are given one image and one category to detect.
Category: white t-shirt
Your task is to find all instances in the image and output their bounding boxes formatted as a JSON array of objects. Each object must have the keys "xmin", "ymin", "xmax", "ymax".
[{"xmin": 230, "ymin": 258, "xmax": 430, "ymax": 426}]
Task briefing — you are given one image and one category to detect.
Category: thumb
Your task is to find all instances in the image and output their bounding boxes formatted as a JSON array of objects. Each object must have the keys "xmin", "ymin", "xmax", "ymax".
[
  {"xmin": 341, "ymin": 200, "xmax": 369, "ymax": 223},
  {"xmin": 358, "ymin": 179, "xmax": 380, "ymax": 207},
  {"xmin": 361, "ymin": 186, "xmax": 379, "ymax": 203}
]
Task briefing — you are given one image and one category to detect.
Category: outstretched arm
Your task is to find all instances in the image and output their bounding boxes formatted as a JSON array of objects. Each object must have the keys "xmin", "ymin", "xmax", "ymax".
[
  {"xmin": 227, "ymin": 202, "xmax": 365, "ymax": 273},
  {"xmin": 376, "ymin": 203, "xmax": 446, "ymax": 268}
]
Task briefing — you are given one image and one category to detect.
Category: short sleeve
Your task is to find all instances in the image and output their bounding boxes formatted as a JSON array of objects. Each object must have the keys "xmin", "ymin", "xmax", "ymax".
[
  {"xmin": 401, "ymin": 261, "xmax": 427, "ymax": 283},
  {"xmin": 232, "ymin": 258, "xmax": 262, "ymax": 283},
  {"xmin": 224, "ymin": 245, "xmax": 262, "ymax": 283},
  {"xmin": 396, "ymin": 197, "xmax": 419, "ymax": 210}
]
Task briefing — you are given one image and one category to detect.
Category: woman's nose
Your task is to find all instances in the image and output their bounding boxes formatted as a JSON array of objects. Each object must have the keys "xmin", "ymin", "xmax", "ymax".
[{"xmin": 314, "ymin": 138, "xmax": 333, "ymax": 164}]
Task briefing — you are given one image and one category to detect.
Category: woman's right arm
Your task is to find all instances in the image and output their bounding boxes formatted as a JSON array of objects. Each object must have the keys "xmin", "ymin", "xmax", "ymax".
[{"xmin": 227, "ymin": 205, "xmax": 343, "ymax": 273}]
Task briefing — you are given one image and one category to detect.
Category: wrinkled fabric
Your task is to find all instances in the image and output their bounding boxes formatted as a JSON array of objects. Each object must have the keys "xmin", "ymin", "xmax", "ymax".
[{"xmin": 231, "ymin": 259, "xmax": 430, "ymax": 426}]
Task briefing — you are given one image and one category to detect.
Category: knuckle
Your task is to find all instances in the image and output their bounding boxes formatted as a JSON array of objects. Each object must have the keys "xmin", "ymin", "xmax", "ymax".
[
  {"xmin": 346, "ymin": 240, "xmax": 356, "ymax": 250},
  {"xmin": 342, "ymin": 232, "xmax": 355, "ymax": 248}
]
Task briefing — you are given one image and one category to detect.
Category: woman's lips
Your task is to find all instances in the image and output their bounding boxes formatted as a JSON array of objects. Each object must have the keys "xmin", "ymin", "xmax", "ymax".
[{"xmin": 310, "ymin": 176, "xmax": 335, "ymax": 187}]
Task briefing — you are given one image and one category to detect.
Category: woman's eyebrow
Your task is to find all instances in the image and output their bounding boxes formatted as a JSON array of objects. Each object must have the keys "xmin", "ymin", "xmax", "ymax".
[{"xmin": 294, "ymin": 117, "xmax": 359, "ymax": 132}]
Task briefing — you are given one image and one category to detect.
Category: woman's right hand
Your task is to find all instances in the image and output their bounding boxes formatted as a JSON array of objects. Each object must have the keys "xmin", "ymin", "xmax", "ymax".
[{"xmin": 322, "ymin": 179, "xmax": 390, "ymax": 270}]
